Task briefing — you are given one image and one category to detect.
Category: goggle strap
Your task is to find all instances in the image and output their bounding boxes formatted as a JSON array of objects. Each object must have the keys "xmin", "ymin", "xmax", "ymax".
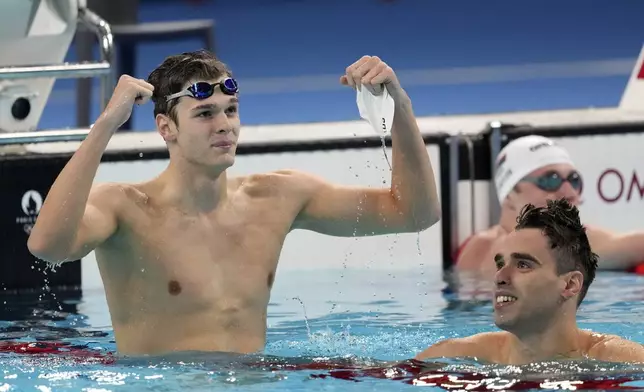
[{"xmin": 165, "ymin": 90, "xmax": 192, "ymax": 102}]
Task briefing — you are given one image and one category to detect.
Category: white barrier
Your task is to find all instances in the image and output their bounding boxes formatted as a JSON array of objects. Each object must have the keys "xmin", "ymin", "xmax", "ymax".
[{"xmin": 545, "ymin": 132, "xmax": 644, "ymax": 233}]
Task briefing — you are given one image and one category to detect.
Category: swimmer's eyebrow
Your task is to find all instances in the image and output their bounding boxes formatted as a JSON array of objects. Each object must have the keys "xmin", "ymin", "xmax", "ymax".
[
  {"xmin": 494, "ymin": 254, "xmax": 503, "ymax": 263},
  {"xmin": 191, "ymin": 98, "xmax": 239, "ymax": 112},
  {"xmin": 510, "ymin": 252, "xmax": 541, "ymax": 265}
]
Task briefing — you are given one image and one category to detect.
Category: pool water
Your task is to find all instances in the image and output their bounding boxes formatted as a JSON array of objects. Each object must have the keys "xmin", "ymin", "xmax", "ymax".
[{"xmin": 2, "ymin": 269, "xmax": 644, "ymax": 391}]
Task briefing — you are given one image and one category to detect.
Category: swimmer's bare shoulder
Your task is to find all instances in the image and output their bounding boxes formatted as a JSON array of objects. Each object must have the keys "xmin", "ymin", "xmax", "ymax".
[
  {"xmin": 231, "ymin": 169, "xmax": 327, "ymax": 199},
  {"xmin": 232, "ymin": 168, "xmax": 367, "ymax": 233},
  {"xmin": 415, "ymin": 331, "xmax": 507, "ymax": 363},
  {"xmin": 584, "ymin": 331, "xmax": 644, "ymax": 363},
  {"xmin": 243, "ymin": 169, "xmax": 359, "ymax": 228},
  {"xmin": 250, "ymin": 168, "xmax": 417, "ymax": 236},
  {"xmin": 246, "ymin": 169, "xmax": 323, "ymax": 191},
  {"xmin": 202, "ymin": 170, "xmax": 304, "ymax": 206},
  {"xmin": 456, "ymin": 226, "xmax": 504, "ymax": 270},
  {"xmin": 230, "ymin": 169, "xmax": 313, "ymax": 195}
]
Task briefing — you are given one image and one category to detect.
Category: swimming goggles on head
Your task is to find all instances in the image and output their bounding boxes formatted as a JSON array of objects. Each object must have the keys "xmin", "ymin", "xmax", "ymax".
[
  {"xmin": 521, "ymin": 170, "xmax": 583, "ymax": 193},
  {"xmin": 165, "ymin": 77, "xmax": 239, "ymax": 102}
]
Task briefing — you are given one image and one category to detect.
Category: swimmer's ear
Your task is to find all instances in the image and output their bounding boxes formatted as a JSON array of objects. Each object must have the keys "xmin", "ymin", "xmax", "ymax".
[
  {"xmin": 156, "ymin": 113, "xmax": 177, "ymax": 142},
  {"xmin": 561, "ymin": 270, "xmax": 583, "ymax": 301}
]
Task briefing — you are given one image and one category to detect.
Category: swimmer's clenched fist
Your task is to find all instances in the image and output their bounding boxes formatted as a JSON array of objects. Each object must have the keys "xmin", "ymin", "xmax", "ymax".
[
  {"xmin": 29, "ymin": 50, "xmax": 441, "ymax": 356},
  {"xmin": 100, "ymin": 75, "xmax": 154, "ymax": 131}
]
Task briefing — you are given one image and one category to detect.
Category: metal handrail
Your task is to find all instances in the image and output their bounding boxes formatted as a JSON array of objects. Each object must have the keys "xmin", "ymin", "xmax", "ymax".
[
  {"xmin": 448, "ymin": 134, "xmax": 460, "ymax": 258},
  {"xmin": 78, "ymin": 7, "xmax": 114, "ymax": 110},
  {"xmin": 0, "ymin": 8, "xmax": 114, "ymax": 104},
  {"xmin": 487, "ymin": 121, "xmax": 504, "ymax": 224},
  {"xmin": 0, "ymin": 4, "xmax": 114, "ymax": 144},
  {"xmin": 462, "ymin": 133, "xmax": 477, "ymax": 237},
  {"xmin": 0, "ymin": 5, "xmax": 114, "ymax": 145},
  {"xmin": 0, "ymin": 62, "xmax": 111, "ymax": 79},
  {"xmin": 0, "ymin": 129, "xmax": 90, "ymax": 145}
]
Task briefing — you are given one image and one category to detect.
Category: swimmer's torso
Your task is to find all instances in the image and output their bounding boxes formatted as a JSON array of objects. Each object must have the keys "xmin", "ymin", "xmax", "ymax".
[{"xmin": 93, "ymin": 172, "xmax": 305, "ymax": 356}]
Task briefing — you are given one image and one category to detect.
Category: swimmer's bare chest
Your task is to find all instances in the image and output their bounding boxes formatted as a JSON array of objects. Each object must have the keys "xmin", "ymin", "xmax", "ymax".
[{"xmin": 94, "ymin": 178, "xmax": 303, "ymax": 352}]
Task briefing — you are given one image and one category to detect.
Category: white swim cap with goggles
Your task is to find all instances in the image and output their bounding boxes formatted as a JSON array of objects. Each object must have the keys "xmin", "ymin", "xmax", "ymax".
[{"xmin": 494, "ymin": 135, "xmax": 577, "ymax": 203}]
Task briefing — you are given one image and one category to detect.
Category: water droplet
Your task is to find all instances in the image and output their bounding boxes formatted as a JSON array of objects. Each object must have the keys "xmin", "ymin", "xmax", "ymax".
[{"xmin": 291, "ymin": 296, "xmax": 311, "ymax": 337}]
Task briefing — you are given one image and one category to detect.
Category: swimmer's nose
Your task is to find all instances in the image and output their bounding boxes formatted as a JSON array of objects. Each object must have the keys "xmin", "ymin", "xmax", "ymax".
[
  {"xmin": 213, "ymin": 111, "xmax": 233, "ymax": 133},
  {"xmin": 555, "ymin": 188, "xmax": 579, "ymax": 204},
  {"xmin": 214, "ymin": 122, "xmax": 234, "ymax": 134},
  {"xmin": 558, "ymin": 180, "xmax": 579, "ymax": 196},
  {"xmin": 556, "ymin": 188, "xmax": 580, "ymax": 205},
  {"xmin": 495, "ymin": 265, "xmax": 511, "ymax": 286},
  {"xmin": 564, "ymin": 195, "xmax": 579, "ymax": 205}
]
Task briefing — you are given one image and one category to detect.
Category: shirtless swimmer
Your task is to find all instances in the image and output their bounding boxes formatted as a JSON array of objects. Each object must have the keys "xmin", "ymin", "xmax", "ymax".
[
  {"xmin": 27, "ymin": 51, "xmax": 441, "ymax": 356},
  {"xmin": 417, "ymin": 199, "xmax": 644, "ymax": 365}
]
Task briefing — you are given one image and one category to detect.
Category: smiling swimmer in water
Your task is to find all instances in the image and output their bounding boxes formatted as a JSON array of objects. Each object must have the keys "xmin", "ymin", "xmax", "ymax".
[{"xmin": 417, "ymin": 198, "xmax": 644, "ymax": 365}]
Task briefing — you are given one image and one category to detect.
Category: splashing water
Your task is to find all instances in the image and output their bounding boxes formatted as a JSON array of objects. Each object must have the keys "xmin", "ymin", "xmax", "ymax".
[
  {"xmin": 291, "ymin": 296, "xmax": 312, "ymax": 338},
  {"xmin": 379, "ymin": 135, "xmax": 392, "ymax": 171},
  {"xmin": 2, "ymin": 273, "xmax": 644, "ymax": 390}
]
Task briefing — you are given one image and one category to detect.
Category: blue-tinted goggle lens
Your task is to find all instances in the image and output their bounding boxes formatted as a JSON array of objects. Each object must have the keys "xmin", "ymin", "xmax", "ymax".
[
  {"xmin": 526, "ymin": 171, "xmax": 583, "ymax": 193},
  {"xmin": 188, "ymin": 78, "xmax": 239, "ymax": 99}
]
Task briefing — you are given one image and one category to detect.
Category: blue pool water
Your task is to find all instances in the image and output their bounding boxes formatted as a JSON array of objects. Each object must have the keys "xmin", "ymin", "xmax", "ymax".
[{"xmin": 2, "ymin": 269, "xmax": 644, "ymax": 391}]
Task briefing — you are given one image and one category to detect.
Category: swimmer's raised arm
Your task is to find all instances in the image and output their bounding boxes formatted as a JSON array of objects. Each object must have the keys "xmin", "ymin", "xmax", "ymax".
[
  {"xmin": 585, "ymin": 225, "xmax": 644, "ymax": 270},
  {"xmin": 28, "ymin": 75, "xmax": 153, "ymax": 263},
  {"xmin": 292, "ymin": 56, "xmax": 440, "ymax": 237}
]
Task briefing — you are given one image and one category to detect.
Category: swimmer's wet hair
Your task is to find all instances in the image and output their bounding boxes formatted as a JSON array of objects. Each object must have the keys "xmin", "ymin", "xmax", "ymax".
[
  {"xmin": 515, "ymin": 198, "xmax": 598, "ymax": 307},
  {"xmin": 147, "ymin": 49, "xmax": 232, "ymax": 124}
]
